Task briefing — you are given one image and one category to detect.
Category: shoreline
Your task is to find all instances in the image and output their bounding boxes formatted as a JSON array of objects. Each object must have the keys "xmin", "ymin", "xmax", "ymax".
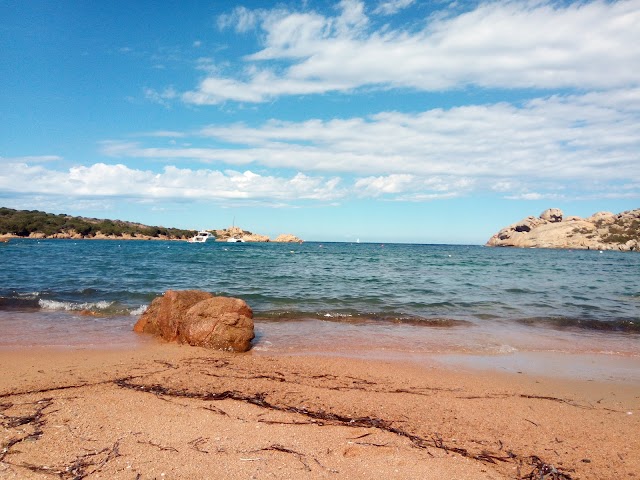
[
  {"xmin": 2, "ymin": 309, "xmax": 639, "ymax": 385},
  {"xmin": 0, "ymin": 234, "xmax": 186, "ymax": 241},
  {"xmin": 1, "ymin": 342, "xmax": 638, "ymax": 479},
  {"xmin": 4, "ymin": 338, "xmax": 640, "ymax": 386}
]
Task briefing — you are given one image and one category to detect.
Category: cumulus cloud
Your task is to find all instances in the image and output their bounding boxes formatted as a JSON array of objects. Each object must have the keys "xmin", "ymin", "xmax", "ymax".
[
  {"xmin": 110, "ymin": 88, "xmax": 640, "ymax": 199},
  {"xmin": 0, "ymin": 163, "xmax": 344, "ymax": 202},
  {"xmin": 181, "ymin": 0, "xmax": 640, "ymax": 104}
]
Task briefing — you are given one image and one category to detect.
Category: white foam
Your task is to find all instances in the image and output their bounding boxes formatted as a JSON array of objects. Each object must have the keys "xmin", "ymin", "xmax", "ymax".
[
  {"xmin": 38, "ymin": 299, "xmax": 113, "ymax": 311},
  {"xmin": 496, "ymin": 344, "xmax": 518, "ymax": 354},
  {"xmin": 130, "ymin": 305, "xmax": 148, "ymax": 316},
  {"xmin": 16, "ymin": 291, "xmax": 41, "ymax": 299}
]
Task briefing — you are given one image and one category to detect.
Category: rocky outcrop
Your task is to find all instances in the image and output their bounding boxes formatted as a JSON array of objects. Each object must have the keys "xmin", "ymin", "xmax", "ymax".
[
  {"xmin": 241, "ymin": 233, "xmax": 271, "ymax": 242},
  {"xmin": 273, "ymin": 234, "xmax": 303, "ymax": 243},
  {"xmin": 133, "ymin": 290, "xmax": 254, "ymax": 352},
  {"xmin": 486, "ymin": 208, "xmax": 640, "ymax": 251},
  {"xmin": 213, "ymin": 226, "xmax": 268, "ymax": 242},
  {"xmin": 539, "ymin": 208, "xmax": 563, "ymax": 223},
  {"xmin": 213, "ymin": 226, "xmax": 302, "ymax": 243}
]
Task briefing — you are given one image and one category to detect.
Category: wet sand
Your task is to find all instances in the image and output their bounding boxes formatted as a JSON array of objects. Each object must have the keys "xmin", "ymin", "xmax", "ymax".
[{"xmin": 1, "ymin": 340, "xmax": 639, "ymax": 479}]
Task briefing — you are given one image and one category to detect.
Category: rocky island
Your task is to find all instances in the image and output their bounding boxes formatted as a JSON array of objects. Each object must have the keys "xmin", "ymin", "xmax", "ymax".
[
  {"xmin": 212, "ymin": 226, "xmax": 303, "ymax": 243},
  {"xmin": 486, "ymin": 208, "xmax": 640, "ymax": 251}
]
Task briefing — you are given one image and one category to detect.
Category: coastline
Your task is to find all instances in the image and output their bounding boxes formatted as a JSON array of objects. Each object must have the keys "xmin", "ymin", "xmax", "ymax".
[
  {"xmin": 0, "ymin": 233, "xmax": 186, "ymax": 241},
  {"xmin": 2, "ymin": 340, "xmax": 638, "ymax": 479}
]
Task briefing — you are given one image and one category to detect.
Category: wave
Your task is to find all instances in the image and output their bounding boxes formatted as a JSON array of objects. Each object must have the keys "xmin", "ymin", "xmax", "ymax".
[
  {"xmin": 39, "ymin": 299, "xmax": 114, "ymax": 312},
  {"xmin": 0, "ymin": 291, "xmax": 148, "ymax": 316},
  {"xmin": 517, "ymin": 317, "xmax": 640, "ymax": 334},
  {"xmin": 255, "ymin": 309, "xmax": 472, "ymax": 328},
  {"xmin": 129, "ymin": 305, "xmax": 148, "ymax": 316},
  {"xmin": 0, "ymin": 289, "xmax": 155, "ymax": 317},
  {"xmin": 0, "ymin": 295, "xmax": 41, "ymax": 309},
  {"xmin": 37, "ymin": 299, "xmax": 149, "ymax": 317}
]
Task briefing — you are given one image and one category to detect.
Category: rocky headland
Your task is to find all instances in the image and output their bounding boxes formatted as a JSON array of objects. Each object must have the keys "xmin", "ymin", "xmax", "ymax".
[
  {"xmin": 0, "ymin": 207, "xmax": 195, "ymax": 240},
  {"xmin": 0, "ymin": 207, "xmax": 303, "ymax": 243},
  {"xmin": 486, "ymin": 208, "xmax": 640, "ymax": 251}
]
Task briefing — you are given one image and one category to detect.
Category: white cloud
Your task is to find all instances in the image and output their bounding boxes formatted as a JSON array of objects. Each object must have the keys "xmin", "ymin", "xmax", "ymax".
[
  {"xmin": 0, "ymin": 155, "xmax": 62, "ymax": 163},
  {"xmin": 0, "ymin": 163, "xmax": 344, "ymax": 202},
  {"xmin": 217, "ymin": 6, "xmax": 262, "ymax": 33},
  {"xmin": 373, "ymin": 0, "xmax": 416, "ymax": 16},
  {"xmin": 137, "ymin": 130, "xmax": 186, "ymax": 138},
  {"xmin": 181, "ymin": 0, "xmax": 640, "ymax": 104},
  {"xmin": 354, "ymin": 174, "xmax": 415, "ymax": 195},
  {"xmin": 354, "ymin": 174, "xmax": 474, "ymax": 199},
  {"xmin": 103, "ymin": 88, "xmax": 640, "ymax": 198},
  {"xmin": 104, "ymin": 88, "xmax": 640, "ymax": 200},
  {"xmin": 124, "ymin": 88, "xmax": 640, "ymax": 186},
  {"xmin": 143, "ymin": 87, "xmax": 178, "ymax": 107},
  {"xmin": 505, "ymin": 192, "xmax": 564, "ymax": 201}
]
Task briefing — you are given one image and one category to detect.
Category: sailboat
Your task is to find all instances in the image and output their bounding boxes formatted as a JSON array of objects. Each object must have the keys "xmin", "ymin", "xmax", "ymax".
[{"xmin": 227, "ymin": 216, "xmax": 245, "ymax": 243}]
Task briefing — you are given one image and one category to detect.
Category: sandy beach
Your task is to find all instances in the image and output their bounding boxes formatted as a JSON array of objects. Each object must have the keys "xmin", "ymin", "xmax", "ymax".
[{"xmin": 1, "ymin": 341, "xmax": 638, "ymax": 480}]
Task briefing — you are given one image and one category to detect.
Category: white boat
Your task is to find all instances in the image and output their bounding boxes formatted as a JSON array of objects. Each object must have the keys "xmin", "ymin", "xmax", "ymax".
[
  {"xmin": 188, "ymin": 230, "xmax": 213, "ymax": 243},
  {"xmin": 226, "ymin": 237, "xmax": 245, "ymax": 243}
]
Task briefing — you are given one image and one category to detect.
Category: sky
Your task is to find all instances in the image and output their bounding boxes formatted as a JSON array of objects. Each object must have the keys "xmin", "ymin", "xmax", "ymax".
[{"xmin": 1, "ymin": 0, "xmax": 639, "ymax": 244}]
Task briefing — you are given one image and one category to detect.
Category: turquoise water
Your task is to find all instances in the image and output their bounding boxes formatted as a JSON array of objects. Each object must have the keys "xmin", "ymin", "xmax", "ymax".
[{"xmin": 1, "ymin": 239, "xmax": 639, "ymax": 364}]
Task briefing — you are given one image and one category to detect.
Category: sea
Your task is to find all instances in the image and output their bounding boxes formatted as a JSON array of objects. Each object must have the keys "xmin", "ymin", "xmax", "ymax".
[{"xmin": 1, "ymin": 239, "xmax": 639, "ymax": 381}]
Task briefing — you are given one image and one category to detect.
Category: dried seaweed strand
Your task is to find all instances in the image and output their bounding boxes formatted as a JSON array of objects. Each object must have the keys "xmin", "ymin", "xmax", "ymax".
[
  {"xmin": 114, "ymin": 377, "xmax": 572, "ymax": 478},
  {"xmin": 0, "ymin": 398, "xmax": 52, "ymax": 462},
  {"xmin": 254, "ymin": 444, "xmax": 311, "ymax": 471}
]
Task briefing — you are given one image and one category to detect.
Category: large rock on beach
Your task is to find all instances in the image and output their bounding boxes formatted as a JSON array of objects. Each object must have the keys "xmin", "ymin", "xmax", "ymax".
[
  {"xmin": 134, "ymin": 290, "xmax": 254, "ymax": 352},
  {"xmin": 178, "ymin": 297, "xmax": 254, "ymax": 352},
  {"xmin": 133, "ymin": 290, "xmax": 214, "ymax": 340},
  {"xmin": 486, "ymin": 208, "xmax": 640, "ymax": 251}
]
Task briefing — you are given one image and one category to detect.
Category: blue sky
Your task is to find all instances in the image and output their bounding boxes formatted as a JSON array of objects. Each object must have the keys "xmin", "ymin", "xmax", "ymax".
[{"xmin": 1, "ymin": 0, "xmax": 639, "ymax": 243}]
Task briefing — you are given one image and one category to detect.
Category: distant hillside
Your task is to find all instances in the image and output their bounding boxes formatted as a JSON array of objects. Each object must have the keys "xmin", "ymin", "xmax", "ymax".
[{"xmin": 0, "ymin": 207, "xmax": 196, "ymax": 240}]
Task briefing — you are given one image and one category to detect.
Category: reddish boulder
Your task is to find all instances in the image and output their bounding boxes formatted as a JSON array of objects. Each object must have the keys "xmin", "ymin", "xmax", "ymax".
[
  {"xmin": 134, "ymin": 290, "xmax": 254, "ymax": 352},
  {"xmin": 133, "ymin": 290, "xmax": 213, "ymax": 341},
  {"xmin": 178, "ymin": 297, "xmax": 254, "ymax": 352}
]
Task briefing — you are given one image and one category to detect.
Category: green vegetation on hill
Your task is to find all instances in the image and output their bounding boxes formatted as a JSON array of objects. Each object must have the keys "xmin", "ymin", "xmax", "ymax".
[
  {"xmin": 599, "ymin": 217, "xmax": 640, "ymax": 244},
  {"xmin": 0, "ymin": 207, "xmax": 196, "ymax": 239}
]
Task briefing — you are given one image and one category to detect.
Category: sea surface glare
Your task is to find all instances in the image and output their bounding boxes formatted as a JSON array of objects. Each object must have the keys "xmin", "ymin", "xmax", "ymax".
[{"xmin": 1, "ymin": 239, "xmax": 638, "ymax": 379}]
